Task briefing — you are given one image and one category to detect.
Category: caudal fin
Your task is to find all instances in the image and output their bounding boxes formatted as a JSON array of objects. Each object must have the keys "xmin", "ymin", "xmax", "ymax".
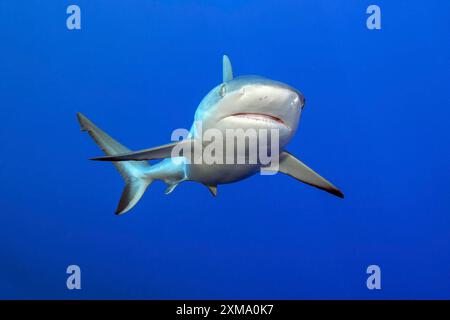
[{"xmin": 76, "ymin": 112, "xmax": 152, "ymax": 215}]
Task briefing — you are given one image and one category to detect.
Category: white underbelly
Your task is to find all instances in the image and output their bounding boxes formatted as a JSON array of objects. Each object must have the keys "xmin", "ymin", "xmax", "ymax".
[
  {"xmin": 186, "ymin": 163, "xmax": 260, "ymax": 185},
  {"xmin": 184, "ymin": 119, "xmax": 290, "ymax": 185}
]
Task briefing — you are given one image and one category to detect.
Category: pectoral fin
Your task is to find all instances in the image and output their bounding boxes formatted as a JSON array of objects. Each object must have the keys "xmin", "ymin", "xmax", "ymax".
[
  {"xmin": 91, "ymin": 139, "xmax": 194, "ymax": 161},
  {"xmin": 278, "ymin": 151, "xmax": 344, "ymax": 198}
]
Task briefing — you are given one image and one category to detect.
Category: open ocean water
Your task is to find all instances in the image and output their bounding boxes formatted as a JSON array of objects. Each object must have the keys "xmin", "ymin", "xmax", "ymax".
[{"xmin": 0, "ymin": 1, "xmax": 449, "ymax": 299}]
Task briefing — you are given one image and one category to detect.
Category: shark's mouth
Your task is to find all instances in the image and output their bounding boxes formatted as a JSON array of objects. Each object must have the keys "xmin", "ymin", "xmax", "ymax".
[{"xmin": 226, "ymin": 113, "xmax": 287, "ymax": 127}]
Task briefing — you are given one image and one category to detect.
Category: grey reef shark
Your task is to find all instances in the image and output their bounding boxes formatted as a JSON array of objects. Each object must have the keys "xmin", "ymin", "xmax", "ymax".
[{"xmin": 77, "ymin": 55, "xmax": 343, "ymax": 215}]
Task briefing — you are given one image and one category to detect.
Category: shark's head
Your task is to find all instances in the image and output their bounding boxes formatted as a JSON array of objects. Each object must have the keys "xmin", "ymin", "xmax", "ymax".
[{"xmin": 194, "ymin": 57, "xmax": 305, "ymax": 147}]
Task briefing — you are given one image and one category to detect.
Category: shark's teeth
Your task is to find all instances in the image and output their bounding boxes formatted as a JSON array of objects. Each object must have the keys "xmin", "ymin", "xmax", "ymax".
[{"xmin": 229, "ymin": 113, "xmax": 286, "ymax": 126}]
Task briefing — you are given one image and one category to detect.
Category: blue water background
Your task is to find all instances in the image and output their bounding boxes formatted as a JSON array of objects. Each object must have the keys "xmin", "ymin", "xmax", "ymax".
[{"xmin": 0, "ymin": 1, "xmax": 449, "ymax": 298}]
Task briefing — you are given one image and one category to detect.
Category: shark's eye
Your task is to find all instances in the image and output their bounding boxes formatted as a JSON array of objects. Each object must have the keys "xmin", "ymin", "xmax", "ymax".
[{"xmin": 219, "ymin": 84, "xmax": 227, "ymax": 98}]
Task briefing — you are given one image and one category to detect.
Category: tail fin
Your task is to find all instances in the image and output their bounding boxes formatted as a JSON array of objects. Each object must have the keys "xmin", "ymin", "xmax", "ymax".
[{"xmin": 76, "ymin": 112, "xmax": 152, "ymax": 215}]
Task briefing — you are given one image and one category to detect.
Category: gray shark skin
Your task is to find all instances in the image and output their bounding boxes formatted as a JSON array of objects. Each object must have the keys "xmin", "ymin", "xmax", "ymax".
[{"xmin": 77, "ymin": 55, "xmax": 343, "ymax": 215}]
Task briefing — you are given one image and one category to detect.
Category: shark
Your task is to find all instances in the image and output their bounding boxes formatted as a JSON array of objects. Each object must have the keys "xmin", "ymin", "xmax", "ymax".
[{"xmin": 77, "ymin": 55, "xmax": 343, "ymax": 215}]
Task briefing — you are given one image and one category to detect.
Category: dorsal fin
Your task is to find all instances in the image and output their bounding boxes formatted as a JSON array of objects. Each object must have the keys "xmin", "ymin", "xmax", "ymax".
[{"xmin": 222, "ymin": 55, "xmax": 233, "ymax": 82}]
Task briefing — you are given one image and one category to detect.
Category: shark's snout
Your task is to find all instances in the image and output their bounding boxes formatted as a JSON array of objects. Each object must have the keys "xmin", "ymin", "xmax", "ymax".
[
  {"xmin": 283, "ymin": 87, "xmax": 305, "ymax": 110},
  {"xmin": 241, "ymin": 84, "xmax": 300, "ymax": 108},
  {"xmin": 297, "ymin": 92, "xmax": 306, "ymax": 109}
]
